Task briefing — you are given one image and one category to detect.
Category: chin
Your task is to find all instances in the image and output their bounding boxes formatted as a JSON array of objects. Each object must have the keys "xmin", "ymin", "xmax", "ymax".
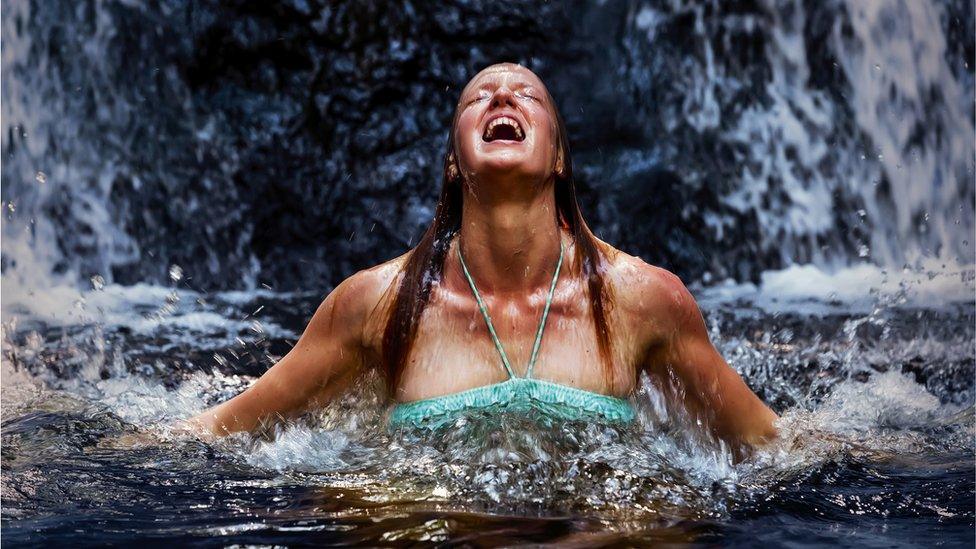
[
  {"xmin": 475, "ymin": 147, "xmax": 537, "ymax": 169},
  {"xmin": 480, "ymin": 155, "xmax": 526, "ymax": 171},
  {"xmin": 478, "ymin": 164, "xmax": 544, "ymax": 183}
]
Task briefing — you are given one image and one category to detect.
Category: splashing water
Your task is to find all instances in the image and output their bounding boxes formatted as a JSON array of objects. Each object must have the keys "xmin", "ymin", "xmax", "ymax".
[{"xmin": 2, "ymin": 266, "xmax": 972, "ymax": 545}]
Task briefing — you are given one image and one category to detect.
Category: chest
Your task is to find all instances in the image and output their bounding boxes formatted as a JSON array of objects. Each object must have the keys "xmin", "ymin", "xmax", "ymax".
[{"xmin": 388, "ymin": 281, "xmax": 641, "ymax": 403}]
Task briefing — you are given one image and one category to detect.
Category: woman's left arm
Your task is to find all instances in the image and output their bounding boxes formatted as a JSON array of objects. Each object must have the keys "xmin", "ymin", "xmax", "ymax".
[{"xmin": 640, "ymin": 271, "xmax": 778, "ymax": 449}]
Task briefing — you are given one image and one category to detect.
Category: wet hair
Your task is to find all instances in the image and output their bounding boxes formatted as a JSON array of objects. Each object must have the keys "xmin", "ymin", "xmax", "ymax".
[{"xmin": 381, "ymin": 65, "xmax": 614, "ymax": 395}]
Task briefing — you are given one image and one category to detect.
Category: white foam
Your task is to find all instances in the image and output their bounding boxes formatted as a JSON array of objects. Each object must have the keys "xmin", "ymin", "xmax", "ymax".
[
  {"xmin": 216, "ymin": 288, "xmax": 299, "ymax": 305},
  {"xmin": 2, "ymin": 280, "xmax": 296, "ymax": 339},
  {"xmin": 745, "ymin": 369, "xmax": 965, "ymax": 482},
  {"xmin": 811, "ymin": 370, "xmax": 943, "ymax": 433},
  {"xmin": 246, "ymin": 425, "xmax": 354, "ymax": 473},
  {"xmin": 700, "ymin": 260, "xmax": 974, "ymax": 312}
]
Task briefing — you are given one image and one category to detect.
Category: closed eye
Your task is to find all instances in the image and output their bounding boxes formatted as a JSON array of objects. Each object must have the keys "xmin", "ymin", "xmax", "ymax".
[{"xmin": 468, "ymin": 90, "xmax": 491, "ymax": 104}]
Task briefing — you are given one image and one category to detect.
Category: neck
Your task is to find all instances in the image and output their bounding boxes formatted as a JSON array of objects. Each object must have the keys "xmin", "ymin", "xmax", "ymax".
[{"xmin": 456, "ymin": 177, "xmax": 564, "ymax": 295}]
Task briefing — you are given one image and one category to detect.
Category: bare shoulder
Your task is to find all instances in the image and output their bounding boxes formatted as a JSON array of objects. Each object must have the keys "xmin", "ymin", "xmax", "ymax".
[
  {"xmin": 307, "ymin": 252, "xmax": 407, "ymax": 341},
  {"xmin": 593, "ymin": 238, "xmax": 700, "ymax": 325}
]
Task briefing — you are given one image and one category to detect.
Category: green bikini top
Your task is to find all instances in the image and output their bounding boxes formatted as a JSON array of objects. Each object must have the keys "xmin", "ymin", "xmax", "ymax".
[{"xmin": 389, "ymin": 240, "xmax": 635, "ymax": 430}]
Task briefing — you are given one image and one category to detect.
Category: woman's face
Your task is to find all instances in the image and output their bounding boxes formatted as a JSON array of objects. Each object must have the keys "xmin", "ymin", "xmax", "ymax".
[{"xmin": 453, "ymin": 64, "xmax": 561, "ymax": 186}]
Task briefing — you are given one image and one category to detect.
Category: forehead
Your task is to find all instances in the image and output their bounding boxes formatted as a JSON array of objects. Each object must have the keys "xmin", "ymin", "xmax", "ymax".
[{"xmin": 460, "ymin": 65, "xmax": 547, "ymax": 95}]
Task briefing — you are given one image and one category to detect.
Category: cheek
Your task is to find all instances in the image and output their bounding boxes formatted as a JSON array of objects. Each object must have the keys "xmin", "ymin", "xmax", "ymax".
[
  {"xmin": 455, "ymin": 113, "xmax": 481, "ymax": 152},
  {"xmin": 461, "ymin": 105, "xmax": 487, "ymax": 132},
  {"xmin": 529, "ymin": 112, "xmax": 558, "ymax": 158},
  {"xmin": 529, "ymin": 109, "xmax": 555, "ymax": 142}
]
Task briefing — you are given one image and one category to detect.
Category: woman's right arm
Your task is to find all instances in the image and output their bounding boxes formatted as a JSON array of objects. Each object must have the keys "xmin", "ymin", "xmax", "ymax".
[{"xmin": 189, "ymin": 268, "xmax": 389, "ymax": 436}]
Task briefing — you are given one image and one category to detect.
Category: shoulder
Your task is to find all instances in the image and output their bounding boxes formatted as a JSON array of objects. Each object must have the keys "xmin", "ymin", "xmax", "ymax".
[
  {"xmin": 308, "ymin": 252, "xmax": 408, "ymax": 338},
  {"xmin": 333, "ymin": 253, "xmax": 406, "ymax": 306},
  {"xmin": 593, "ymin": 238, "xmax": 700, "ymax": 327}
]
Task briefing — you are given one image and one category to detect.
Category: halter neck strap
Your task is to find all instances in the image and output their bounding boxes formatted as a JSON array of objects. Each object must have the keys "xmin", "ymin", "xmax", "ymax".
[{"xmin": 456, "ymin": 239, "xmax": 564, "ymax": 380}]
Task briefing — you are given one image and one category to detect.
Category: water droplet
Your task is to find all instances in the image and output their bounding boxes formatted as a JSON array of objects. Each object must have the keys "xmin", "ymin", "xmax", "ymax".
[
  {"xmin": 90, "ymin": 275, "xmax": 105, "ymax": 291},
  {"xmin": 858, "ymin": 244, "xmax": 870, "ymax": 257},
  {"xmin": 35, "ymin": 171, "xmax": 47, "ymax": 184},
  {"xmin": 874, "ymin": 64, "xmax": 881, "ymax": 71},
  {"xmin": 857, "ymin": 209, "xmax": 867, "ymax": 218},
  {"xmin": 169, "ymin": 265, "xmax": 183, "ymax": 282},
  {"xmin": 6, "ymin": 202, "xmax": 14, "ymax": 212}
]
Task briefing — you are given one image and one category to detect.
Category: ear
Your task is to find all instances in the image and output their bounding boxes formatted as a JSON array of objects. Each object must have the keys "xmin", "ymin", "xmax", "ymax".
[{"xmin": 554, "ymin": 147, "xmax": 566, "ymax": 178}]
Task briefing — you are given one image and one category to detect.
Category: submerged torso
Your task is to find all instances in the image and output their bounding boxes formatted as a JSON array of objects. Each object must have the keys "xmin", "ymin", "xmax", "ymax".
[{"xmin": 362, "ymin": 231, "xmax": 661, "ymax": 427}]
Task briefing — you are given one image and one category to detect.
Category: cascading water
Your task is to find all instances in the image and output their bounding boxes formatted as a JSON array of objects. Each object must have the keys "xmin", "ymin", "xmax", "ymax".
[
  {"xmin": 2, "ymin": 0, "xmax": 973, "ymax": 546},
  {"xmin": 3, "ymin": 0, "xmax": 972, "ymax": 290}
]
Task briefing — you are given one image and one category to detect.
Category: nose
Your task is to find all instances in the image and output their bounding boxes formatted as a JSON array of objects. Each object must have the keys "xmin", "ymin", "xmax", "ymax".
[{"xmin": 489, "ymin": 86, "xmax": 516, "ymax": 110}]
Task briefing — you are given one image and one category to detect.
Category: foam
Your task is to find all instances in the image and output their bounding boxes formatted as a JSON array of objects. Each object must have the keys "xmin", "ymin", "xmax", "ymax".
[
  {"xmin": 2, "ymin": 280, "xmax": 296, "ymax": 340},
  {"xmin": 700, "ymin": 260, "xmax": 974, "ymax": 313}
]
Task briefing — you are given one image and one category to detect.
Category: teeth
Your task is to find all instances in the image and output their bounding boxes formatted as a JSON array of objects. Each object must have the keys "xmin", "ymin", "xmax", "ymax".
[{"xmin": 485, "ymin": 116, "xmax": 524, "ymax": 140}]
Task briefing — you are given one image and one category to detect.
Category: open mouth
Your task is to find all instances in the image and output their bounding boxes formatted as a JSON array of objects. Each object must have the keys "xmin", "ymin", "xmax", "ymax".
[{"xmin": 482, "ymin": 115, "xmax": 525, "ymax": 142}]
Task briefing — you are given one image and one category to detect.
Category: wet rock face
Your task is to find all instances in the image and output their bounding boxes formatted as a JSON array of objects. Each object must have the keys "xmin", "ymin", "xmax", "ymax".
[
  {"xmin": 107, "ymin": 0, "xmax": 778, "ymax": 289},
  {"xmin": 162, "ymin": 0, "xmax": 796, "ymax": 288},
  {"xmin": 3, "ymin": 0, "xmax": 973, "ymax": 291},
  {"xmin": 165, "ymin": 0, "xmax": 584, "ymax": 290}
]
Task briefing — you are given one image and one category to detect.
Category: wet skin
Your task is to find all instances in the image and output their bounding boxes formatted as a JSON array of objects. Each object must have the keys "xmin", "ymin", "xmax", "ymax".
[{"xmin": 192, "ymin": 63, "xmax": 778, "ymax": 450}]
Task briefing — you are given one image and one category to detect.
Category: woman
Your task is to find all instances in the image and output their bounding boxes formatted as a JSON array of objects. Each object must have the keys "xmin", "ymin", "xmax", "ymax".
[{"xmin": 191, "ymin": 63, "xmax": 778, "ymax": 450}]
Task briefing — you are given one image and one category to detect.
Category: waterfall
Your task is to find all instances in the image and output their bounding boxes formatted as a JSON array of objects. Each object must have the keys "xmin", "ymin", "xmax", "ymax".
[{"xmin": 2, "ymin": 0, "xmax": 972, "ymax": 293}]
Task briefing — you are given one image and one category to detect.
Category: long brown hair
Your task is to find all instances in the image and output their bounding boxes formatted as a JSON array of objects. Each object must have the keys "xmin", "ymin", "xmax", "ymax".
[{"xmin": 381, "ymin": 69, "xmax": 614, "ymax": 394}]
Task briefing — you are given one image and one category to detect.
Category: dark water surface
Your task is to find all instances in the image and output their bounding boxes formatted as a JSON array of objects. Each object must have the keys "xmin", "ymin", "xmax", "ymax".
[{"xmin": 2, "ymin": 282, "xmax": 973, "ymax": 547}]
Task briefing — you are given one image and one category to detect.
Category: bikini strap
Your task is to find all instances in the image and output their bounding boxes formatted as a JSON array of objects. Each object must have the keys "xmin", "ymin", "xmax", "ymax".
[
  {"xmin": 456, "ymin": 239, "xmax": 564, "ymax": 380},
  {"xmin": 525, "ymin": 243, "xmax": 563, "ymax": 379}
]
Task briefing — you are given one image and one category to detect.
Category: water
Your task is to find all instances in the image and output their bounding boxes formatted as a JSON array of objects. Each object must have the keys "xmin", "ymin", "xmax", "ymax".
[
  {"xmin": 2, "ymin": 267, "xmax": 973, "ymax": 546},
  {"xmin": 2, "ymin": 0, "xmax": 973, "ymax": 289},
  {"xmin": 2, "ymin": 0, "xmax": 974, "ymax": 545}
]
